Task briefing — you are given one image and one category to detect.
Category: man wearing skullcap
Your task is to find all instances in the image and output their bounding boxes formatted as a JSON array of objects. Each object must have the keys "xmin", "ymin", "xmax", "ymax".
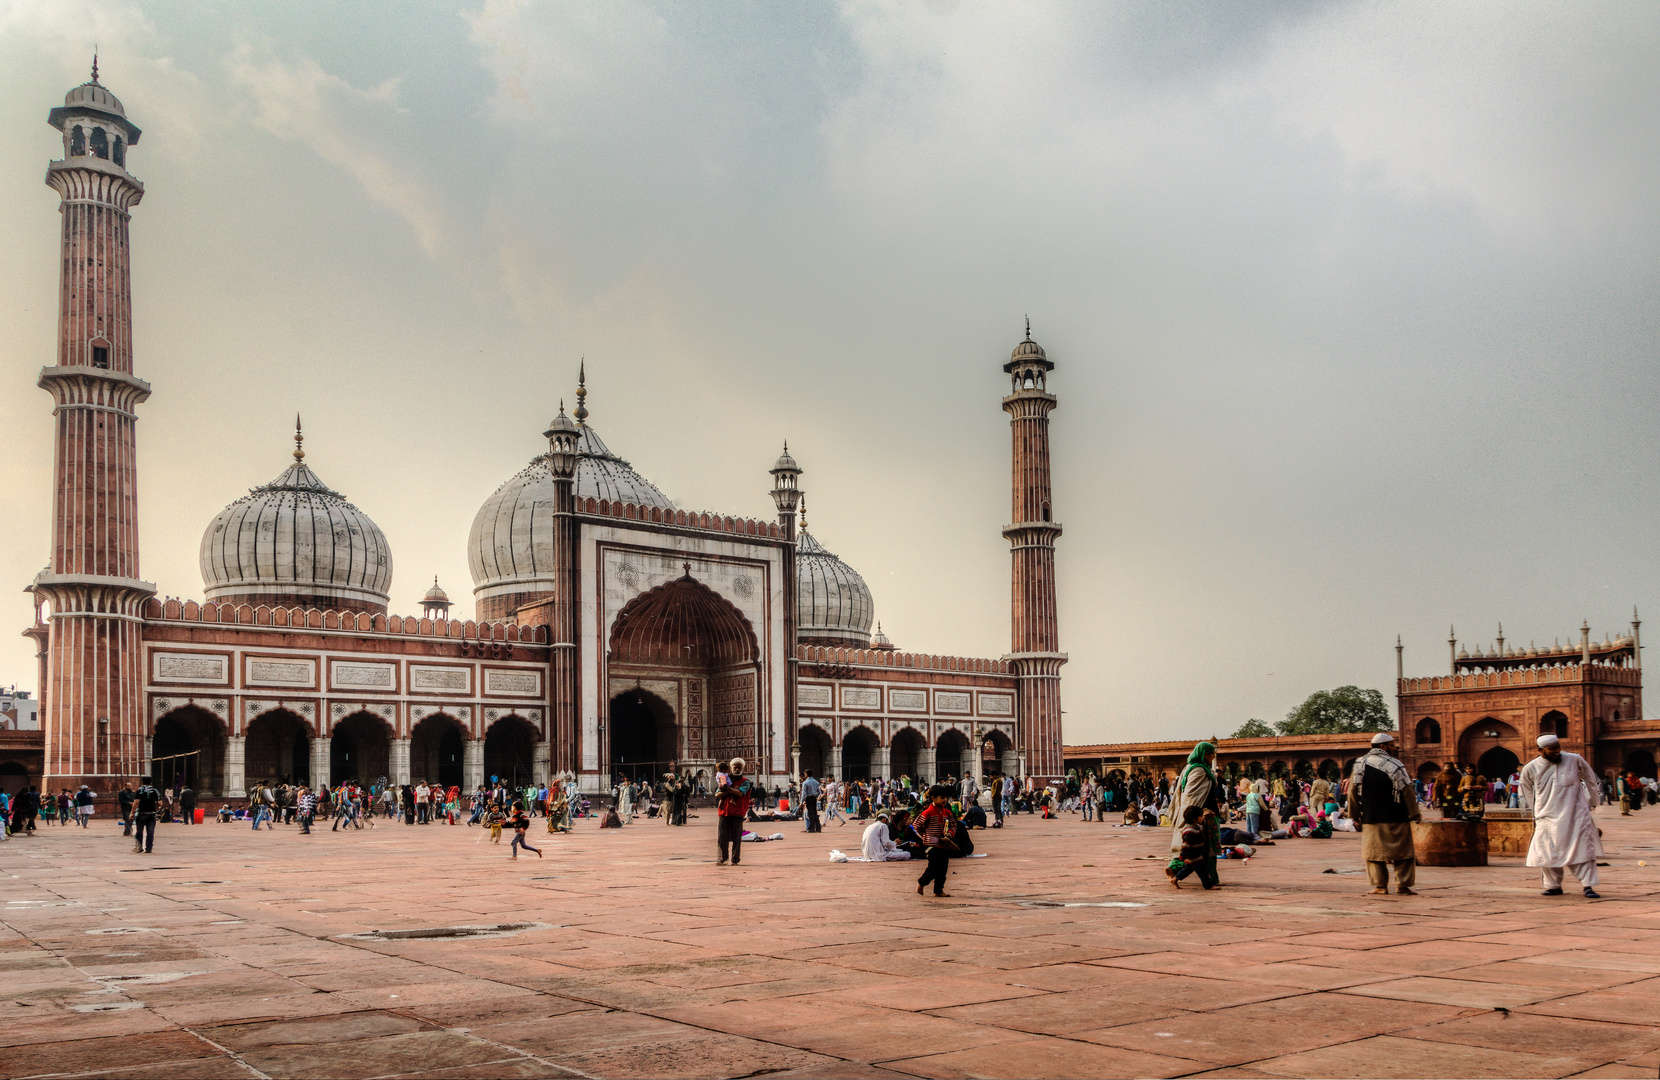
[
  {"xmin": 1348, "ymin": 732, "xmax": 1421, "ymax": 895},
  {"xmin": 1519, "ymin": 734, "xmax": 1604, "ymax": 898}
]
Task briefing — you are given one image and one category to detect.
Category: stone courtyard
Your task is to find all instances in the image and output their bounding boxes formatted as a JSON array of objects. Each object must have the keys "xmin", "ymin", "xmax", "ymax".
[{"xmin": 1, "ymin": 807, "xmax": 1658, "ymax": 1080}]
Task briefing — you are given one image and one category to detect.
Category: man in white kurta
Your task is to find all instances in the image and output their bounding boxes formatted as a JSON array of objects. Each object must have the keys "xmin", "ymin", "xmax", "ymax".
[
  {"xmin": 861, "ymin": 815, "xmax": 910, "ymax": 861},
  {"xmin": 1519, "ymin": 734, "xmax": 1603, "ymax": 897}
]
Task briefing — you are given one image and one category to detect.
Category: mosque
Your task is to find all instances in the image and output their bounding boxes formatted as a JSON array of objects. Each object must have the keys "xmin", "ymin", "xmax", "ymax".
[{"xmin": 8, "ymin": 70, "xmax": 1067, "ymax": 799}]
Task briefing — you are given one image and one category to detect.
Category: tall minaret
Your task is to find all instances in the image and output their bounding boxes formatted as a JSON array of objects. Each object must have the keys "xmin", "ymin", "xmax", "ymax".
[
  {"xmin": 32, "ymin": 64, "xmax": 153, "ymax": 791},
  {"xmin": 1003, "ymin": 321, "xmax": 1066, "ymax": 779}
]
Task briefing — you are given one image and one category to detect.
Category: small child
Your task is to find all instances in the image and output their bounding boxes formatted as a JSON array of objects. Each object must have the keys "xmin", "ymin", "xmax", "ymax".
[
  {"xmin": 486, "ymin": 805, "xmax": 506, "ymax": 843},
  {"xmin": 509, "ymin": 808, "xmax": 542, "ymax": 860},
  {"xmin": 1166, "ymin": 805, "xmax": 1214, "ymax": 889}
]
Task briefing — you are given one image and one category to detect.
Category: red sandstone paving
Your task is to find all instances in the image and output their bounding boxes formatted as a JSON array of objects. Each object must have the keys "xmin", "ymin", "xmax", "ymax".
[{"xmin": 0, "ymin": 811, "xmax": 1657, "ymax": 1078}]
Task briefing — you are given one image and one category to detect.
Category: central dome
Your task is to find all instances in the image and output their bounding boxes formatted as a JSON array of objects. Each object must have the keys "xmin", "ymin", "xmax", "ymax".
[
  {"xmin": 470, "ymin": 421, "xmax": 674, "ymax": 620},
  {"xmin": 797, "ymin": 526, "xmax": 874, "ymax": 647}
]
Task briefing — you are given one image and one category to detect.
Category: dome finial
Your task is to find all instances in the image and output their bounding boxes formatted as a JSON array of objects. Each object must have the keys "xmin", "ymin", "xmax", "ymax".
[
  {"xmin": 573, "ymin": 358, "xmax": 589, "ymax": 424},
  {"xmin": 293, "ymin": 413, "xmax": 304, "ymax": 461},
  {"xmin": 799, "ymin": 494, "xmax": 808, "ymax": 532},
  {"xmin": 91, "ymin": 49, "xmax": 99, "ymax": 85},
  {"xmin": 1024, "ymin": 315, "xmax": 1031, "ymax": 342}
]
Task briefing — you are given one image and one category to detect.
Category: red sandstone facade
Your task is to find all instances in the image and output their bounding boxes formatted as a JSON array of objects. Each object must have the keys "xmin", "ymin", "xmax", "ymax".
[{"xmin": 10, "ymin": 73, "xmax": 1068, "ymax": 798}]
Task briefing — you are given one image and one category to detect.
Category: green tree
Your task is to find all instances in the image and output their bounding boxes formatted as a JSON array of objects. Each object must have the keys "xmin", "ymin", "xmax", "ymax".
[
  {"xmin": 1231, "ymin": 718, "xmax": 1274, "ymax": 738},
  {"xmin": 1278, "ymin": 686, "xmax": 1392, "ymax": 735}
]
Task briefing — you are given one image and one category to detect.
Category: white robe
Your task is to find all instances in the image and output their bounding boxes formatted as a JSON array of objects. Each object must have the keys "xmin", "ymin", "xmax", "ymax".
[
  {"xmin": 861, "ymin": 820, "xmax": 908, "ymax": 861},
  {"xmin": 1519, "ymin": 751, "xmax": 1602, "ymax": 868}
]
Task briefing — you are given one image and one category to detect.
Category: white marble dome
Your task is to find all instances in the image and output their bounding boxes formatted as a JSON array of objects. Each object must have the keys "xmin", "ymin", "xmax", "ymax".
[
  {"xmin": 797, "ymin": 528, "xmax": 875, "ymax": 647},
  {"xmin": 200, "ymin": 455, "xmax": 393, "ymax": 614},
  {"xmin": 470, "ymin": 423, "xmax": 674, "ymax": 617}
]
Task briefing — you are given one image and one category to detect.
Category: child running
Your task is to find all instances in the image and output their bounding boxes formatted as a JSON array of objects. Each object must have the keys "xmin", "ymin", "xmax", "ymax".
[
  {"xmin": 508, "ymin": 808, "xmax": 542, "ymax": 860},
  {"xmin": 486, "ymin": 804, "xmax": 507, "ymax": 843}
]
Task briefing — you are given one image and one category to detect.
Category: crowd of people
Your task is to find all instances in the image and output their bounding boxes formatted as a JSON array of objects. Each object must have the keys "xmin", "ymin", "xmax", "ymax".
[{"xmin": 1, "ymin": 730, "xmax": 1635, "ymax": 901}]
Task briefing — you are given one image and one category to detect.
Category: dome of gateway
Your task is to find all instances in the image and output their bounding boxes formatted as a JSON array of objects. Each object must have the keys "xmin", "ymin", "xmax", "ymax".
[
  {"xmin": 200, "ymin": 427, "xmax": 393, "ymax": 614},
  {"xmin": 469, "ymin": 420, "xmax": 675, "ymax": 614},
  {"xmin": 796, "ymin": 522, "xmax": 875, "ymax": 648}
]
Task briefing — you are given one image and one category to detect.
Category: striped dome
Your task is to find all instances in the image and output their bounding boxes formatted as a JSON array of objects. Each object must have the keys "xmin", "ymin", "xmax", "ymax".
[
  {"xmin": 797, "ymin": 529, "xmax": 874, "ymax": 647},
  {"xmin": 469, "ymin": 423, "xmax": 674, "ymax": 619},
  {"xmin": 200, "ymin": 459, "xmax": 393, "ymax": 614}
]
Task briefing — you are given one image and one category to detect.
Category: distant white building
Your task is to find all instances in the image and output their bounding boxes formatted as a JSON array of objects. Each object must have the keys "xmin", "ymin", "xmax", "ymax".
[{"xmin": 1, "ymin": 689, "xmax": 39, "ymax": 731}]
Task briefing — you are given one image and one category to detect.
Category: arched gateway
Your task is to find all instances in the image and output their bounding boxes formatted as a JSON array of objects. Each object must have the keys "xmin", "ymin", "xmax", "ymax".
[{"xmin": 605, "ymin": 572, "xmax": 760, "ymax": 779}]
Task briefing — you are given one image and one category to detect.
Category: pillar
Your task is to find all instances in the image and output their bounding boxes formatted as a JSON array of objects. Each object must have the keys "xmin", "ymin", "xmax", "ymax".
[
  {"xmin": 534, "ymin": 738, "xmax": 552, "ymax": 786},
  {"xmin": 1001, "ymin": 748, "xmax": 1018, "ymax": 779},
  {"xmin": 463, "ymin": 739, "xmax": 484, "ymax": 792},
  {"xmin": 829, "ymin": 745, "xmax": 843, "ymax": 783},
  {"xmin": 225, "ymin": 735, "xmax": 246, "ymax": 798},
  {"xmin": 873, "ymin": 746, "xmax": 891, "ymax": 783},
  {"xmin": 391, "ymin": 738, "xmax": 411, "ymax": 787},
  {"xmin": 309, "ymin": 736, "xmax": 330, "ymax": 791}
]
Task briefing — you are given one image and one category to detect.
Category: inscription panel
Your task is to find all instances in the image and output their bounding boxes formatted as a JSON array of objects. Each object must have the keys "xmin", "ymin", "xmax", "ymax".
[
  {"xmin": 978, "ymin": 693, "xmax": 1014, "ymax": 716},
  {"xmin": 247, "ymin": 658, "xmax": 316, "ymax": 688},
  {"xmin": 889, "ymin": 689, "xmax": 926, "ymax": 712},
  {"xmin": 798, "ymin": 684, "xmax": 832, "ymax": 708},
  {"xmin": 411, "ymin": 666, "xmax": 469, "ymax": 693},
  {"xmin": 935, "ymin": 691, "xmax": 972, "ymax": 714},
  {"xmin": 154, "ymin": 653, "xmax": 228, "ymax": 684},
  {"xmin": 485, "ymin": 669, "xmax": 542, "ymax": 696},
  {"xmin": 332, "ymin": 662, "xmax": 395, "ymax": 690},
  {"xmin": 841, "ymin": 686, "xmax": 881, "ymax": 710}
]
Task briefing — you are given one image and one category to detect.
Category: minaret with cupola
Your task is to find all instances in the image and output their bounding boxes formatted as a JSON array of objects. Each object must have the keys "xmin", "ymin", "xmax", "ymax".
[
  {"xmin": 769, "ymin": 442, "xmax": 803, "ymax": 776},
  {"xmin": 1003, "ymin": 320, "xmax": 1067, "ymax": 779},
  {"xmin": 32, "ymin": 62, "xmax": 154, "ymax": 791}
]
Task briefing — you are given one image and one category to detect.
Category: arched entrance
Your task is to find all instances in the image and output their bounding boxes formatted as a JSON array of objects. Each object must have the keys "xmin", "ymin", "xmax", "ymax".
[
  {"xmin": 1416, "ymin": 718, "xmax": 1442, "ymax": 745},
  {"xmin": 797, "ymin": 724, "xmax": 830, "ymax": 779},
  {"xmin": 1478, "ymin": 746, "xmax": 1520, "ymax": 782},
  {"xmin": 982, "ymin": 729, "xmax": 1013, "ymax": 778},
  {"xmin": 1540, "ymin": 711, "xmax": 1569, "ymax": 740},
  {"xmin": 891, "ymin": 727, "xmax": 924, "ymax": 781},
  {"xmin": 1417, "ymin": 761, "xmax": 1443, "ymax": 783},
  {"xmin": 485, "ymin": 715, "xmax": 538, "ymax": 788},
  {"xmin": 934, "ymin": 728, "xmax": 969, "ymax": 783},
  {"xmin": 152, "ymin": 706, "xmax": 227, "ymax": 794},
  {"xmin": 842, "ymin": 726, "xmax": 876, "ymax": 782},
  {"xmin": 608, "ymin": 572, "xmax": 761, "ymax": 774},
  {"xmin": 1318, "ymin": 759, "xmax": 1341, "ymax": 781},
  {"xmin": 1460, "ymin": 718, "xmax": 1521, "ymax": 779},
  {"xmin": 608, "ymin": 688, "xmax": 675, "ymax": 782},
  {"xmin": 1624, "ymin": 749, "xmax": 1656, "ymax": 777},
  {"xmin": 0, "ymin": 761, "xmax": 30, "ymax": 796},
  {"xmin": 331, "ymin": 712, "xmax": 392, "ymax": 785},
  {"xmin": 410, "ymin": 714, "xmax": 466, "ymax": 789},
  {"xmin": 245, "ymin": 709, "xmax": 310, "ymax": 786}
]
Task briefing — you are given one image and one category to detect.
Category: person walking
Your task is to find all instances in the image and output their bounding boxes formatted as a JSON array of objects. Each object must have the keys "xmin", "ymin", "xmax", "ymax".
[
  {"xmin": 296, "ymin": 786, "xmax": 316, "ymax": 834},
  {"xmin": 132, "ymin": 776, "xmax": 161, "ymax": 854},
  {"xmin": 801, "ymin": 771, "xmax": 822, "ymax": 833},
  {"xmin": 1520, "ymin": 734, "xmax": 1604, "ymax": 898},
  {"xmin": 1348, "ymin": 732, "xmax": 1421, "ymax": 896},
  {"xmin": 913, "ymin": 786, "xmax": 960, "ymax": 897},
  {"xmin": 1168, "ymin": 743, "xmax": 1222, "ymax": 889},
  {"xmin": 74, "ymin": 785, "xmax": 95, "ymax": 827},
  {"xmin": 716, "ymin": 758, "xmax": 753, "ymax": 866}
]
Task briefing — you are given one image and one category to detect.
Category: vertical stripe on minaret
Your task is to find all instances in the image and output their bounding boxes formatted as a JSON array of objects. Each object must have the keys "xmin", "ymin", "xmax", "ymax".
[
  {"xmin": 1001, "ymin": 324, "xmax": 1066, "ymax": 780},
  {"xmin": 33, "ymin": 73, "xmax": 155, "ymax": 792}
]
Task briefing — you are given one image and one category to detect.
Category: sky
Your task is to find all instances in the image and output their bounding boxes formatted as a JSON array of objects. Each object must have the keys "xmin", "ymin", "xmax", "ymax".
[{"xmin": 1, "ymin": 1, "xmax": 1657, "ymax": 741}]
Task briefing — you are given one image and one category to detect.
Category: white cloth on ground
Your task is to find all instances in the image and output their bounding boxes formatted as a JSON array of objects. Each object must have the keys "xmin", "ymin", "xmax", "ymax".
[{"xmin": 1520, "ymin": 751, "xmax": 1602, "ymax": 868}]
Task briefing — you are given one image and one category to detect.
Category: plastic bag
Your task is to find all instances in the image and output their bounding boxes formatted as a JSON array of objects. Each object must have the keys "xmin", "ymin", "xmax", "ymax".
[{"xmin": 828, "ymin": 849, "xmax": 849, "ymax": 862}]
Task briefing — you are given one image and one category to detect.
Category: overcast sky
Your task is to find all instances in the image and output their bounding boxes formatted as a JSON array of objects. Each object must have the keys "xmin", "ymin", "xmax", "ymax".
[{"xmin": 2, "ymin": 1, "xmax": 1657, "ymax": 741}]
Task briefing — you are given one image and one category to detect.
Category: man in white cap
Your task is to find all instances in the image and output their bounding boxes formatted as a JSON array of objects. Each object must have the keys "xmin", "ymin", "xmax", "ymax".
[
  {"xmin": 1519, "ymin": 733, "xmax": 1603, "ymax": 898},
  {"xmin": 1348, "ymin": 732, "xmax": 1421, "ymax": 895}
]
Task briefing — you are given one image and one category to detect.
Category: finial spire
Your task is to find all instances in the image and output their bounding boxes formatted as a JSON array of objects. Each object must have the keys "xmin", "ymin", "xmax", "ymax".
[
  {"xmin": 1024, "ymin": 315, "xmax": 1031, "ymax": 342},
  {"xmin": 293, "ymin": 414, "xmax": 305, "ymax": 462},
  {"xmin": 91, "ymin": 50, "xmax": 99, "ymax": 85},
  {"xmin": 573, "ymin": 358, "xmax": 589, "ymax": 424}
]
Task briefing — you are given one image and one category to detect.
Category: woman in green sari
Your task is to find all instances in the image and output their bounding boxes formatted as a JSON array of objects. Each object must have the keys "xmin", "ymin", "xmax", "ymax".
[{"xmin": 1167, "ymin": 742, "xmax": 1222, "ymax": 888}]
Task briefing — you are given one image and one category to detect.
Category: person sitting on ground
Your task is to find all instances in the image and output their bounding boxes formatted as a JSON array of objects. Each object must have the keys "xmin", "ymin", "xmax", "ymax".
[{"xmin": 861, "ymin": 812, "xmax": 912, "ymax": 861}]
